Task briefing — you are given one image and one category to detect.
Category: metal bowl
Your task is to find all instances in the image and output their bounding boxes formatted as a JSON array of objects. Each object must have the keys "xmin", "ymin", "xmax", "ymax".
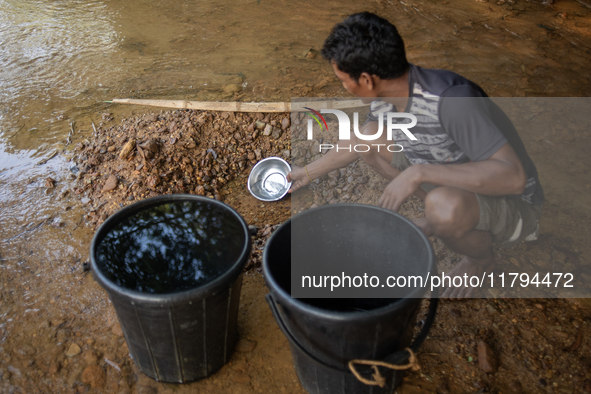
[{"xmin": 247, "ymin": 157, "xmax": 292, "ymax": 201}]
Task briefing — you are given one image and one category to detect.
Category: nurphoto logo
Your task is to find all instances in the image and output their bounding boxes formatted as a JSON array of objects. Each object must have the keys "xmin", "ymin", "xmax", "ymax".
[{"xmin": 304, "ymin": 107, "xmax": 418, "ymax": 153}]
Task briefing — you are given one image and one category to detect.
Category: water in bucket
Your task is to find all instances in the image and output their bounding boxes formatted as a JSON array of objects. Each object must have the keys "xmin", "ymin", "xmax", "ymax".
[{"xmin": 95, "ymin": 200, "xmax": 245, "ymax": 293}]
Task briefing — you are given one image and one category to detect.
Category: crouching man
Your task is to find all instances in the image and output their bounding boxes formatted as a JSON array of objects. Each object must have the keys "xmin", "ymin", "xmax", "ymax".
[{"xmin": 288, "ymin": 12, "xmax": 544, "ymax": 298}]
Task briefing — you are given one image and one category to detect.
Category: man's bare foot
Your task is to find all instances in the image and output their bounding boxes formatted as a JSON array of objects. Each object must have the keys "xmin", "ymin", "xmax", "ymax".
[
  {"xmin": 412, "ymin": 217, "xmax": 433, "ymax": 237},
  {"xmin": 441, "ymin": 256, "xmax": 494, "ymax": 299}
]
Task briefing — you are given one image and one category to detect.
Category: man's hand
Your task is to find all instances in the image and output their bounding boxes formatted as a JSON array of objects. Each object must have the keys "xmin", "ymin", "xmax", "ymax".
[
  {"xmin": 377, "ymin": 165, "xmax": 422, "ymax": 212},
  {"xmin": 287, "ymin": 165, "xmax": 311, "ymax": 193}
]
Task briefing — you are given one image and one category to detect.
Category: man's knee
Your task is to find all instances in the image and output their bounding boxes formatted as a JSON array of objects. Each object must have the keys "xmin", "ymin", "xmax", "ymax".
[{"xmin": 424, "ymin": 187, "xmax": 480, "ymax": 239}]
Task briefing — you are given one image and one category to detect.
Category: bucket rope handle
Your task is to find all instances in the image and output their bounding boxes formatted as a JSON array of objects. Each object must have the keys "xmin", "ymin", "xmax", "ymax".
[
  {"xmin": 266, "ymin": 288, "xmax": 438, "ymax": 386},
  {"xmin": 348, "ymin": 348, "xmax": 420, "ymax": 388}
]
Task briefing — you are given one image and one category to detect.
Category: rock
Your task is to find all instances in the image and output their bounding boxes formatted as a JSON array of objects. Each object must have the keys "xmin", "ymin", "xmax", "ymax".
[
  {"xmin": 282, "ymin": 150, "xmax": 290, "ymax": 158},
  {"xmin": 107, "ymin": 146, "xmax": 116, "ymax": 152},
  {"xmin": 137, "ymin": 386, "xmax": 158, "ymax": 394},
  {"xmin": 223, "ymin": 84, "xmax": 241, "ymax": 94},
  {"xmin": 87, "ymin": 156, "xmax": 101, "ymax": 166},
  {"xmin": 533, "ymin": 259, "xmax": 552, "ymax": 270},
  {"xmin": 48, "ymin": 363, "xmax": 61, "ymax": 374},
  {"xmin": 255, "ymin": 121, "xmax": 266, "ymax": 130},
  {"xmin": 83, "ymin": 351, "xmax": 99, "ymax": 366},
  {"xmin": 509, "ymin": 257, "xmax": 520, "ymax": 267},
  {"xmin": 477, "ymin": 340, "xmax": 498, "ymax": 373},
  {"xmin": 231, "ymin": 360, "xmax": 247, "ymax": 372},
  {"xmin": 231, "ymin": 372, "xmax": 251, "ymax": 384},
  {"xmin": 235, "ymin": 338, "xmax": 257, "ymax": 353},
  {"xmin": 271, "ymin": 127, "xmax": 283, "ymax": 139},
  {"xmin": 112, "ymin": 323, "xmax": 123, "ymax": 337},
  {"xmin": 254, "ymin": 148, "xmax": 262, "ymax": 160},
  {"xmin": 263, "ymin": 124, "xmax": 273, "ymax": 136},
  {"xmin": 66, "ymin": 343, "xmax": 82, "ymax": 357},
  {"xmin": 303, "ymin": 48, "xmax": 316, "ymax": 59},
  {"xmin": 139, "ymin": 140, "xmax": 159, "ymax": 153},
  {"xmin": 45, "ymin": 177, "xmax": 56, "ymax": 188},
  {"xmin": 81, "ymin": 365, "xmax": 106, "ymax": 389},
  {"xmin": 146, "ymin": 175, "xmax": 160, "ymax": 189},
  {"xmin": 102, "ymin": 175, "xmax": 118, "ymax": 192},
  {"xmin": 119, "ymin": 140, "xmax": 136, "ymax": 159},
  {"xmin": 195, "ymin": 185, "xmax": 205, "ymax": 196},
  {"xmin": 281, "ymin": 117, "xmax": 290, "ymax": 130},
  {"xmin": 7, "ymin": 366, "xmax": 21, "ymax": 379},
  {"xmin": 80, "ymin": 197, "xmax": 90, "ymax": 205},
  {"xmin": 16, "ymin": 344, "xmax": 36, "ymax": 358}
]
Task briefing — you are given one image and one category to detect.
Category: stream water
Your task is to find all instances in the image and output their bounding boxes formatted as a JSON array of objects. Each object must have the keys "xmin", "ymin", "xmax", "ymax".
[
  {"xmin": 1, "ymin": 0, "xmax": 591, "ymax": 391},
  {"xmin": 1, "ymin": 0, "xmax": 590, "ymax": 235}
]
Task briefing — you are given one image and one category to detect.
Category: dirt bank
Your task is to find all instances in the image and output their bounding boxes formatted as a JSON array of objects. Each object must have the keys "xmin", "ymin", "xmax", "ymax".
[{"xmin": 1, "ymin": 107, "xmax": 589, "ymax": 394}]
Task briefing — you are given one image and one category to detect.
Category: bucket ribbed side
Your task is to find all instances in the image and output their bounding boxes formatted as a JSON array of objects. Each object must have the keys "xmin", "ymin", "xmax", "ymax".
[{"xmin": 108, "ymin": 274, "xmax": 243, "ymax": 383}]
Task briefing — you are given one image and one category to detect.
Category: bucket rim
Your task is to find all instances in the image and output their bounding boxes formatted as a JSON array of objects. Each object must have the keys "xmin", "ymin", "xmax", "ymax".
[
  {"xmin": 262, "ymin": 203, "xmax": 436, "ymax": 321},
  {"xmin": 90, "ymin": 194, "xmax": 251, "ymax": 303}
]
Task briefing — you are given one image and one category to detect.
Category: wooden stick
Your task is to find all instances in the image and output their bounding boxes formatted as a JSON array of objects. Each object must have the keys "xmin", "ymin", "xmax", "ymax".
[{"xmin": 110, "ymin": 98, "xmax": 368, "ymax": 112}]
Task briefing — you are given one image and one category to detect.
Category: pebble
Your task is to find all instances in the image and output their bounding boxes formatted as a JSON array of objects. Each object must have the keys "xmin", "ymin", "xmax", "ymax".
[
  {"xmin": 80, "ymin": 197, "xmax": 90, "ymax": 205},
  {"xmin": 66, "ymin": 343, "xmax": 82, "ymax": 357},
  {"xmin": 49, "ymin": 363, "xmax": 60, "ymax": 374},
  {"xmin": 231, "ymin": 372, "xmax": 251, "ymax": 384},
  {"xmin": 7, "ymin": 365, "xmax": 21, "ymax": 379},
  {"xmin": 235, "ymin": 338, "xmax": 257, "ymax": 353},
  {"xmin": 81, "ymin": 365, "xmax": 106, "ymax": 389},
  {"xmin": 263, "ymin": 124, "xmax": 273, "ymax": 136},
  {"xmin": 119, "ymin": 139, "xmax": 136, "ymax": 159},
  {"xmin": 111, "ymin": 324, "xmax": 123, "ymax": 337},
  {"xmin": 83, "ymin": 351, "xmax": 98, "ymax": 366},
  {"xmin": 231, "ymin": 360, "xmax": 247, "ymax": 372},
  {"xmin": 488, "ymin": 288, "xmax": 501, "ymax": 298},
  {"xmin": 255, "ymin": 121, "xmax": 266, "ymax": 130},
  {"xmin": 450, "ymin": 308, "xmax": 462, "ymax": 317},
  {"xmin": 223, "ymin": 84, "xmax": 241, "ymax": 94},
  {"xmin": 102, "ymin": 175, "xmax": 118, "ymax": 192},
  {"xmin": 477, "ymin": 340, "xmax": 498, "ymax": 373},
  {"xmin": 271, "ymin": 127, "xmax": 283, "ymax": 140},
  {"xmin": 16, "ymin": 344, "xmax": 36, "ymax": 358},
  {"xmin": 281, "ymin": 117, "xmax": 290, "ymax": 130}
]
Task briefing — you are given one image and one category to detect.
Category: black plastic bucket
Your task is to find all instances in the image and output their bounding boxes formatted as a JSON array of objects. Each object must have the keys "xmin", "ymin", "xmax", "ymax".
[
  {"xmin": 90, "ymin": 195, "xmax": 251, "ymax": 383},
  {"xmin": 262, "ymin": 204, "xmax": 437, "ymax": 394}
]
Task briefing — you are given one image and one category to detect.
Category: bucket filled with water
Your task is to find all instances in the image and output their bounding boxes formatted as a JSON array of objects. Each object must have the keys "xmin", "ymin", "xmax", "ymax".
[
  {"xmin": 263, "ymin": 204, "xmax": 438, "ymax": 394},
  {"xmin": 90, "ymin": 195, "xmax": 251, "ymax": 383}
]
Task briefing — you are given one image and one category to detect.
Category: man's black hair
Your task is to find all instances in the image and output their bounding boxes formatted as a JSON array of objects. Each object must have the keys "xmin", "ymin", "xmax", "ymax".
[{"xmin": 321, "ymin": 12, "xmax": 409, "ymax": 82}]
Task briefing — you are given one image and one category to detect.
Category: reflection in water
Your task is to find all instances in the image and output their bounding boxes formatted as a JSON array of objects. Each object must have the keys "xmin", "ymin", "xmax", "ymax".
[{"xmin": 96, "ymin": 200, "xmax": 246, "ymax": 294}]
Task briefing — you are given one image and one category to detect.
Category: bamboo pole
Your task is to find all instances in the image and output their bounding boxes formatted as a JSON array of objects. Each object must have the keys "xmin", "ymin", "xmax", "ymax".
[{"xmin": 110, "ymin": 98, "xmax": 368, "ymax": 112}]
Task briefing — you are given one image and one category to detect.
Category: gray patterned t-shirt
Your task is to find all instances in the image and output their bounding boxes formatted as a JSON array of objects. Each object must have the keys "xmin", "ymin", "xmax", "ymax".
[{"xmin": 367, "ymin": 64, "xmax": 544, "ymax": 205}]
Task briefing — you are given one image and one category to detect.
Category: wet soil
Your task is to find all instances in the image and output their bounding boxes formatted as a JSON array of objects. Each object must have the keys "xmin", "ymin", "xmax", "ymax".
[
  {"xmin": 2, "ymin": 107, "xmax": 590, "ymax": 394},
  {"xmin": 1, "ymin": 1, "xmax": 591, "ymax": 393}
]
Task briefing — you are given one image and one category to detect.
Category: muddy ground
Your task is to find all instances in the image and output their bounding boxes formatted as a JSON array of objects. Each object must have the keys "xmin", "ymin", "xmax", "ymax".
[{"xmin": 0, "ymin": 107, "xmax": 589, "ymax": 394}]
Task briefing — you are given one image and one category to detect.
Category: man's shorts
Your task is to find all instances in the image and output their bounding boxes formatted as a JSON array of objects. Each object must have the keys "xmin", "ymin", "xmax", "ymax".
[{"xmin": 391, "ymin": 152, "xmax": 542, "ymax": 247}]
